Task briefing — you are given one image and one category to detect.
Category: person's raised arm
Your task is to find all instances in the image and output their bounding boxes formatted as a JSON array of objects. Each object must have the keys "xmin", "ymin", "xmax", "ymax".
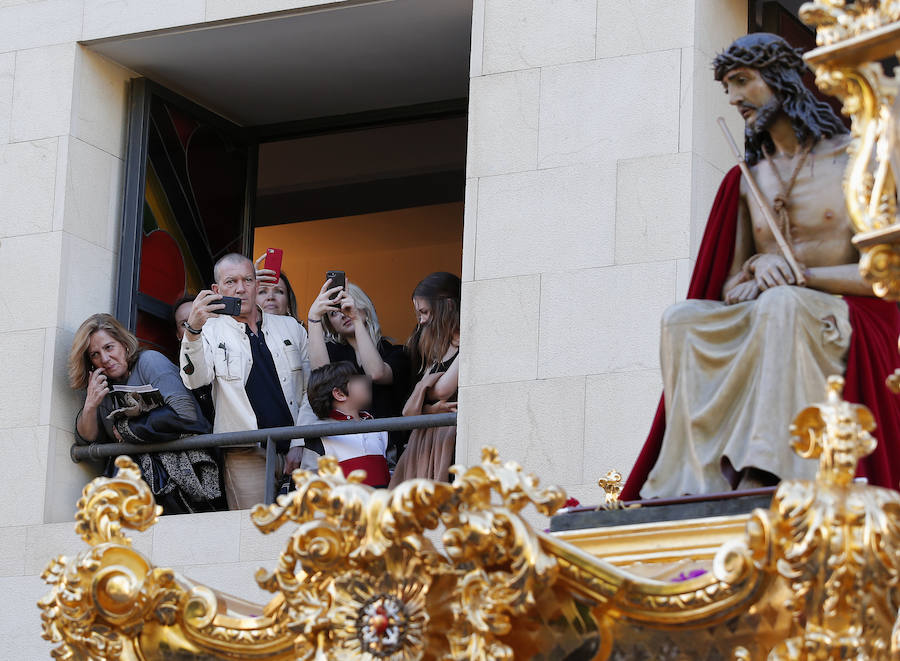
[
  {"xmin": 307, "ymin": 280, "xmax": 342, "ymax": 370},
  {"xmin": 180, "ymin": 290, "xmax": 222, "ymax": 389},
  {"xmin": 341, "ymin": 291, "xmax": 393, "ymax": 384},
  {"xmin": 295, "ymin": 319, "xmax": 311, "ymax": 387},
  {"xmin": 75, "ymin": 368, "xmax": 110, "ymax": 443}
]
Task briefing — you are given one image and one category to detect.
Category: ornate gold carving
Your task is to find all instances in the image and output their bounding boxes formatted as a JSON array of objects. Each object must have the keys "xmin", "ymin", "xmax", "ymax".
[
  {"xmin": 597, "ymin": 469, "xmax": 626, "ymax": 509},
  {"xmin": 39, "ymin": 450, "xmax": 592, "ymax": 660},
  {"xmin": 38, "ymin": 457, "xmax": 182, "ymax": 661},
  {"xmin": 806, "ymin": 55, "xmax": 900, "ymax": 293},
  {"xmin": 743, "ymin": 376, "xmax": 900, "ymax": 659},
  {"xmin": 802, "ymin": 2, "xmax": 900, "ymax": 298},
  {"xmin": 549, "ymin": 538, "xmax": 767, "ymax": 626},
  {"xmin": 37, "ymin": 397, "xmax": 900, "ymax": 660},
  {"xmin": 248, "ymin": 448, "xmax": 569, "ymax": 660},
  {"xmin": 800, "ymin": 0, "xmax": 900, "ymax": 46},
  {"xmin": 813, "ymin": 62, "xmax": 898, "ymax": 233},
  {"xmin": 859, "ymin": 241, "xmax": 900, "ymax": 298},
  {"xmin": 790, "ymin": 375, "xmax": 877, "ymax": 483},
  {"xmin": 73, "ymin": 454, "xmax": 162, "ymax": 546},
  {"xmin": 888, "ymin": 366, "xmax": 900, "ymax": 393},
  {"xmin": 549, "ymin": 376, "xmax": 900, "ymax": 659}
]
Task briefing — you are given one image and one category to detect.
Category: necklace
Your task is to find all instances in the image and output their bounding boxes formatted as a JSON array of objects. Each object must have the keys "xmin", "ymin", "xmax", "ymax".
[{"xmin": 763, "ymin": 142, "xmax": 813, "ymax": 246}]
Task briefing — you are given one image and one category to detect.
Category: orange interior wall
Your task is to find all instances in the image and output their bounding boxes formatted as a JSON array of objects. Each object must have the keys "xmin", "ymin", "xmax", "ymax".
[{"xmin": 253, "ymin": 202, "xmax": 463, "ymax": 342}]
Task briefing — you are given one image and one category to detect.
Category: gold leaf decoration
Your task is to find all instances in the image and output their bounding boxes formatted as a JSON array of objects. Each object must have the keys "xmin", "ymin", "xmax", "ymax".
[
  {"xmin": 747, "ymin": 377, "xmax": 900, "ymax": 659},
  {"xmin": 38, "ymin": 457, "xmax": 179, "ymax": 661},
  {"xmin": 248, "ymin": 448, "xmax": 567, "ymax": 660}
]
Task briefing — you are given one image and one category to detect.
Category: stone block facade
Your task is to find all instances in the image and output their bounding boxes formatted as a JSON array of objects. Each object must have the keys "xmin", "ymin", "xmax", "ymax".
[{"xmin": 0, "ymin": 0, "xmax": 748, "ymax": 654}]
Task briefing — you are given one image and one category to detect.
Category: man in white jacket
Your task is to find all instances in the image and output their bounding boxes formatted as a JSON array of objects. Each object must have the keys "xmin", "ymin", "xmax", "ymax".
[{"xmin": 180, "ymin": 253, "xmax": 310, "ymax": 509}]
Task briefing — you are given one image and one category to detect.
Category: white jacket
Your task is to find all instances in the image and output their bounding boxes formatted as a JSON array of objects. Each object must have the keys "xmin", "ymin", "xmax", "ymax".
[{"xmin": 180, "ymin": 310, "xmax": 310, "ymax": 436}]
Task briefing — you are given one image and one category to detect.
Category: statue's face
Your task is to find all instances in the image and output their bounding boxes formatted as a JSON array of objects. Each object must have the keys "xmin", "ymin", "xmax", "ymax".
[{"xmin": 723, "ymin": 66, "xmax": 780, "ymax": 132}]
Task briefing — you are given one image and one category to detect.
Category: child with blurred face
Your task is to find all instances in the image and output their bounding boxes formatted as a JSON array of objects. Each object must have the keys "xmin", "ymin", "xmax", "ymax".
[
  {"xmin": 288, "ymin": 278, "xmax": 411, "ymax": 475},
  {"xmin": 303, "ymin": 362, "xmax": 389, "ymax": 488}
]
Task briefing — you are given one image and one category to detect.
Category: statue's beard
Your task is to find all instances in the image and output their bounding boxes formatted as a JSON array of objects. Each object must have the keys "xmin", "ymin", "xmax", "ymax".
[{"xmin": 744, "ymin": 96, "xmax": 782, "ymax": 139}]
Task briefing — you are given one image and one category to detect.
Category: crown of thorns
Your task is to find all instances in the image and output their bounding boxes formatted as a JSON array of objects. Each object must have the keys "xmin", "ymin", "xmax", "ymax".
[{"xmin": 713, "ymin": 39, "xmax": 807, "ymax": 81}]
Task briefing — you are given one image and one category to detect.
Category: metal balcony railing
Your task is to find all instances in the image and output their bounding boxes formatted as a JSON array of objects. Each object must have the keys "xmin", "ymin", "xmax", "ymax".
[{"xmin": 70, "ymin": 413, "xmax": 458, "ymax": 504}]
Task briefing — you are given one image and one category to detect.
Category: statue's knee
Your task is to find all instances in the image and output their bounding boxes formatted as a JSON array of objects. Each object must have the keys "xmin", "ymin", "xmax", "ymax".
[
  {"xmin": 662, "ymin": 301, "xmax": 701, "ymax": 330},
  {"xmin": 755, "ymin": 286, "xmax": 802, "ymax": 317}
]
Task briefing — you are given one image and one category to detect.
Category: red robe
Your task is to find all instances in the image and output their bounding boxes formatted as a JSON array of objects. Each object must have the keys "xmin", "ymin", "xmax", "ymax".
[{"xmin": 620, "ymin": 166, "xmax": 900, "ymax": 500}]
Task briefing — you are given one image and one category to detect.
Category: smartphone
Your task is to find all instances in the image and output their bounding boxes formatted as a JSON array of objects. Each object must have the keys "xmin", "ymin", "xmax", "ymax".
[
  {"xmin": 263, "ymin": 248, "xmax": 283, "ymax": 283},
  {"xmin": 326, "ymin": 270, "xmax": 346, "ymax": 300},
  {"xmin": 219, "ymin": 296, "xmax": 242, "ymax": 316}
]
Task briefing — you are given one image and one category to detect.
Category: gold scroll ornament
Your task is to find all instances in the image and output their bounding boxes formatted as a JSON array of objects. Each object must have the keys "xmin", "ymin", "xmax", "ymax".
[
  {"xmin": 38, "ymin": 375, "xmax": 900, "ymax": 659},
  {"xmin": 38, "ymin": 450, "xmax": 598, "ymax": 660},
  {"xmin": 597, "ymin": 469, "xmax": 625, "ymax": 510},
  {"xmin": 746, "ymin": 375, "xmax": 900, "ymax": 659},
  {"xmin": 800, "ymin": 1, "xmax": 900, "ymax": 301}
]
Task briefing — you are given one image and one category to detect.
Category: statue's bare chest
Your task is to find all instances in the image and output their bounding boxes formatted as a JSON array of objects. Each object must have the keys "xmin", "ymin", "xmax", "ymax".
[{"xmin": 744, "ymin": 138, "xmax": 856, "ymax": 263}]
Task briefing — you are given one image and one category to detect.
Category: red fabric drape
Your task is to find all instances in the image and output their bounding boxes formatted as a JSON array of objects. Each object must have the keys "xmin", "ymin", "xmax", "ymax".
[
  {"xmin": 620, "ymin": 166, "xmax": 900, "ymax": 500},
  {"xmin": 843, "ymin": 296, "xmax": 900, "ymax": 487}
]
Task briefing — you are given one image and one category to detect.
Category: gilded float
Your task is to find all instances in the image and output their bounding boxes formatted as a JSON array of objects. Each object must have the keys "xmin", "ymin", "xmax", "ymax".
[{"xmin": 37, "ymin": 374, "xmax": 900, "ymax": 658}]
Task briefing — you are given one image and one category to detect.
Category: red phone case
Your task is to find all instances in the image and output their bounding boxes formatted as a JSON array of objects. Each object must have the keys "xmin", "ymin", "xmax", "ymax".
[{"xmin": 263, "ymin": 248, "xmax": 283, "ymax": 283}]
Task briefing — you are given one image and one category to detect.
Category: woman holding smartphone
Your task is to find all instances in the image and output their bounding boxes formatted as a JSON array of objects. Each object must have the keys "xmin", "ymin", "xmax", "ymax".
[
  {"xmin": 258, "ymin": 272, "xmax": 299, "ymax": 318},
  {"xmin": 304, "ymin": 279, "xmax": 411, "ymax": 457},
  {"xmin": 70, "ymin": 313, "xmax": 224, "ymax": 514},
  {"xmin": 255, "ymin": 252, "xmax": 299, "ymax": 320}
]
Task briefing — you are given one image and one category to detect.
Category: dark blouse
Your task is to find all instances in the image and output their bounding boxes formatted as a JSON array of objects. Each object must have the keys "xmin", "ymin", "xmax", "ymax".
[{"xmin": 325, "ymin": 339, "xmax": 411, "ymax": 420}]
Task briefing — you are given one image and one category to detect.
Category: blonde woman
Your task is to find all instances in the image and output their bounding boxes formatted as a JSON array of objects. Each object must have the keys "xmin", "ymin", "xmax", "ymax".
[
  {"xmin": 297, "ymin": 281, "xmax": 410, "ymax": 465},
  {"xmin": 69, "ymin": 313, "xmax": 223, "ymax": 513}
]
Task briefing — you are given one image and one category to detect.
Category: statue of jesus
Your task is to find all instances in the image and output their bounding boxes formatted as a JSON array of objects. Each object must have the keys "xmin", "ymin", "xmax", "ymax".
[{"xmin": 621, "ymin": 33, "xmax": 900, "ymax": 500}]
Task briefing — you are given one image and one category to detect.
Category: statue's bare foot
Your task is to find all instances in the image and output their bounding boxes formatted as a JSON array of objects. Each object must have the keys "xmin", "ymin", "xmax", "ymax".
[{"xmin": 736, "ymin": 467, "xmax": 779, "ymax": 490}]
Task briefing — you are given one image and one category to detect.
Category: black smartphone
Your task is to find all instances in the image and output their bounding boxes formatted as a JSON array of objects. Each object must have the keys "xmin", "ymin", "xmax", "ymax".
[
  {"xmin": 219, "ymin": 296, "xmax": 242, "ymax": 316},
  {"xmin": 326, "ymin": 270, "xmax": 345, "ymax": 300}
]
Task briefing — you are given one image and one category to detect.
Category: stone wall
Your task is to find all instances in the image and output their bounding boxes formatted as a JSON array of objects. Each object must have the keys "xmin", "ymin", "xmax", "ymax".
[
  {"xmin": 0, "ymin": 11, "xmax": 131, "ymax": 530},
  {"xmin": 458, "ymin": 0, "xmax": 748, "ymax": 509}
]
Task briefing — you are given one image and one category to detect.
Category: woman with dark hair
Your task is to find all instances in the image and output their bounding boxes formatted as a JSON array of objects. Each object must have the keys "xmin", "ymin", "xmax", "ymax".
[
  {"xmin": 389, "ymin": 272, "xmax": 461, "ymax": 485},
  {"xmin": 258, "ymin": 272, "xmax": 299, "ymax": 319},
  {"xmin": 254, "ymin": 253, "xmax": 300, "ymax": 320},
  {"xmin": 69, "ymin": 313, "xmax": 224, "ymax": 514}
]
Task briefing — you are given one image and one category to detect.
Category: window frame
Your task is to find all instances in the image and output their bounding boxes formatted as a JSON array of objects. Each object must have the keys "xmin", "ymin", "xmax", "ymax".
[{"xmin": 116, "ymin": 78, "xmax": 257, "ymax": 332}]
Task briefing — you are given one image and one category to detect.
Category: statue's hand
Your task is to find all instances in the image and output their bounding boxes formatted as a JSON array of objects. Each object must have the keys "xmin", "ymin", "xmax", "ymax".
[
  {"xmin": 724, "ymin": 280, "xmax": 760, "ymax": 305},
  {"xmin": 754, "ymin": 254, "xmax": 797, "ymax": 290}
]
